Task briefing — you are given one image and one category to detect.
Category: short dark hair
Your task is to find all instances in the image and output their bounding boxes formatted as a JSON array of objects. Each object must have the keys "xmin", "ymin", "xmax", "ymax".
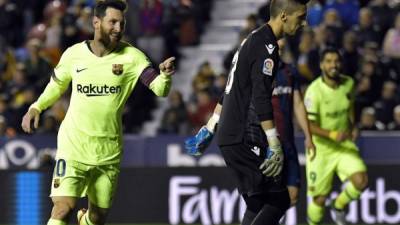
[
  {"xmin": 94, "ymin": 0, "xmax": 127, "ymax": 18},
  {"xmin": 269, "ymin": 0, "xmax": 309, "ymax": 18},
  {"xmin": 320, "ymin": 47, "xmax": 342, "ymax": 62}
]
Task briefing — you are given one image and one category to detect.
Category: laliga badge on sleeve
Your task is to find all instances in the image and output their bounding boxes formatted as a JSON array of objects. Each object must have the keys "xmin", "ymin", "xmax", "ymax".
[
  {"xmin": 262, "ymin": 58, "xmax": 274, "ymax": 76},
  {"xmin": 112, "ymin": 64, "xmax": 124, "ymax": 75}
]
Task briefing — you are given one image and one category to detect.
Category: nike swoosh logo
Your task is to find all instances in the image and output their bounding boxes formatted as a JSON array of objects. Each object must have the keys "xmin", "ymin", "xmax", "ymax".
[
  {"xmin": 76, "ymin": 68, "xmax": 88, "ymax": 73},
  {"xmin": 265, "ymin": 44, "xmax": 275, "ymax": 54}
]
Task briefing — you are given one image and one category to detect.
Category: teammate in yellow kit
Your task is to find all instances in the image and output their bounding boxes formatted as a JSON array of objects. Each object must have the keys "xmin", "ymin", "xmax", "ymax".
[
  {"xmin": 304, "ymin": 48, "xmax": 368, "ymax": 225},
  {"xmin": 21, "ymin": 1, "xmax": 175, "ymax": 225}
]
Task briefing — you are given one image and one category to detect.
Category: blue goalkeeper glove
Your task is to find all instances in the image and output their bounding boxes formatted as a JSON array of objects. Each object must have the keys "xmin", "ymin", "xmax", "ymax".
[
  {"xmin": 184, "ymin": 126, "xmax": 214, "ymax": 156},
  {"xmin": 259, "ymin": 136, "xmax": 284, "ymax": 177}
]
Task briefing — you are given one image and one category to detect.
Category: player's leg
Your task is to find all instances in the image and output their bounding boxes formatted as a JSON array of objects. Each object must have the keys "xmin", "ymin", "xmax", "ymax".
[
  {"xmin": 80, "ymin": 163, "xmax": 120, "ymax": 225},
  {"xmin": 307, "ymin": 195, "xmax": 328, "ymax": 225},
  {"xmin": 284, "ymin": 143, "xmax": 301, "ymax": 206},
  {"xmin": 333, "ymin": 150, "xmax": 368, "ymax": 211},
  {"xmin": 220, "ymin": 143, "xmax": 288, "ymax": 225},
  {"xmin": 47, "ymin": 196, "xmax": 78, "ymax": 225},
  {"xmin": 306, "ymin": 148, "xmax": 336, "ymax": 225},
  {"xmin": 241, "ymin": 194, "xmax": 263, "ymax": 225},
  {"xmin": 250, "ymin": 190, "xmax": 290, "ymax": 225},
  {"xmin": 78, "ymin": 202, "xmax": 109, "ymax": 225},
  {"xmin": 48, "ymin": 158, "xmax": 89, "ymax": 225},
  {"xmin": 287, "ymin": 186, "xmax": 299, "ymax": 206}
]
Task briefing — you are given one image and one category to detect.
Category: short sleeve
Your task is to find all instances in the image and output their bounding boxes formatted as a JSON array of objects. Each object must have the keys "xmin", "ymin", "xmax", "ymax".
[{"xmin": 304, "ymin": 85, "xmax": 319, "ymax": 122}]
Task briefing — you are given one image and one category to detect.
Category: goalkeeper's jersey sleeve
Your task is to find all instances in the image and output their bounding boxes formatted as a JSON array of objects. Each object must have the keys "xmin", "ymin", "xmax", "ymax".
[
  {"xmin": 35, "ymin": 41, "xmax": 153, "ymax": 165},
  {"xmin": 304, "ymin": 75, "xmax": 357, "ymax": 151}
]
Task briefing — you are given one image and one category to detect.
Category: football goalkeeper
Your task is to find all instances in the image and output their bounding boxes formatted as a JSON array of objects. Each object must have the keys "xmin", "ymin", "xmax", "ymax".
[
  {"xmin": 185, "ymin": 39, "xmax": 315, "ymax": 220},
  {"xmin": 21, "ymin": 1, "xmax": 175, "ymax": 225}
]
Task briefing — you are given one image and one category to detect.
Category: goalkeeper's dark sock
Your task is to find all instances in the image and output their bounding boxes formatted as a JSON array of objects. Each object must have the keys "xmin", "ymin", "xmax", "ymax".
[
  {"xmin": 241, "ymin": 209, "xmax": 257, "ymax": 225},
  {"xmin": 47, "ymin": 218, "xmax": 66, "ymax": 225},
  {"xmin": 307, "ymin": 200, "xmax": 324, "ymax": 225},
  {"xmin": 334, "ymin": 181, "xmax": 362, "ymax": 210}
]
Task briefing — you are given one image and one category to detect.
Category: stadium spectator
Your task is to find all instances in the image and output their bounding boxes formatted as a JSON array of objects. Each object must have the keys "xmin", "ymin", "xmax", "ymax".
[
  {"xmin": 0, "ymin": 36, "xmax": 17, "ymax": 82},
  {"xmin": 76, "ymin": 6, "xmax": 94, "ymax": 40},
  {"xmin": 352, "ymin": 7, "xmax": 382, "ymax": 47},
  {"xmin": 137, "ymin": 0, "xmax": 165, "ymax": 64},
  {"xmin": 341, "ymin": 30, "xmax": 359, "ymax": 77},
  {"xmin": 382, "ymin": 13, "xmax": 400, "ymax": 75},
  {"xmin": 387, "ymin": 105, "xmax": 400, "ymax": 130},
  {"xmin": 297, "ymin": 28, "xmax": 320, "ymax": 82},
  {"xmin": 368, "ymin": 0, "xmax": 395, "ymax": 41},
  {"xmin": 358, "ymin": 107, "xmax": 384, "ymax": 130},
  {"xmin": 188, "ymin": 90, "xmax": 216, "ymax": 132},
  {"xmin": 23, "ymin": 38, "xmax": 53, "ymax": 92},
  {"xmin": 0, "ymin": 0, "xmax": 23, "ymax": 47},
  {"xmin": 373, "ymin": 80, "xmax": 399, "ymax": 126},
  {"xmin": 239, "ymin": 14, "xmax": 259, "ymax": 38},
  {"xmin": 158, "ymin": 90, "xmax": 189, "ymax": 134},
  {"xmin": 306, "ymin": 0, "xmax": 323, "ymax": 27},
  {"xmin": 356, "ymin": 59, "xmax": 382, "ymax": 102},
  {"xmin": 355, "ymin": 76, "xmax": 374, "ymax": 122},
  {"xmin": 321, "ymin": 8, "xmax": 344, "ymax": 47},
  {"xmin": 37, "ymin": 114, "xmax": 59, "ymax": 134},
  {"xmin": 323, "ymin": 0, "xmax": 359, "ymax": 29}
]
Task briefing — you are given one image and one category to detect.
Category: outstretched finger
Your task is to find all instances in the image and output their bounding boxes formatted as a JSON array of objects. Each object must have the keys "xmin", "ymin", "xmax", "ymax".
[{"xmin": 164, "ymin": 57, "xmax": 176, "ymax": 65}]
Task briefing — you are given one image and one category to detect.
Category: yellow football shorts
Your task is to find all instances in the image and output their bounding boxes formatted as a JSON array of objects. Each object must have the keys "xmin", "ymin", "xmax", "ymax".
[
  {"xmin": 50, "ymin": 158, "xmax": 120, "ymax": 208},
  {"xmin": 306, "ymin": 144, "xmax": 367, "ymax": 197}
]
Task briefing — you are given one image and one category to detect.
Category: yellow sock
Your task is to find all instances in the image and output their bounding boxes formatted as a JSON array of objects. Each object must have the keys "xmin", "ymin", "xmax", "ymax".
[
  {"xmin": 47, "ymin": 218, "xmax": 66, "ymax": 225},
  {"xmin": 334, "ymin": 182, "xmax": 362, "ymax": 210},
  {"xmin": 307, "ymin": 200, "xmax": 324, "ymax": 225}
]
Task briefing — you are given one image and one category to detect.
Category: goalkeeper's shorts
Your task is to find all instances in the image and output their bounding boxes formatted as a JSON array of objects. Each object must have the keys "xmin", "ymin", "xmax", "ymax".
[
  {"xmin": 219, "ymin": 143, "xmax": 287, "ymax": 196},
  {"xmin": 50, "ymin": 158, "xmax": 120, "ymax": 208},
  {"xmin": 306, "ymin": 145, "xmax": 367, "ymax": 197}
]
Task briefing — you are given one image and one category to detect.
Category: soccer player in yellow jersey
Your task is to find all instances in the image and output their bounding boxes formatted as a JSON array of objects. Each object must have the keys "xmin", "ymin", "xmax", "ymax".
[
  {"xmin": 21, "ymin": 1, "xmax": 175, "ymax": 225},
  {"xmin": 304, "ymin": 48, "xmax": 368, "ymax": 225}
]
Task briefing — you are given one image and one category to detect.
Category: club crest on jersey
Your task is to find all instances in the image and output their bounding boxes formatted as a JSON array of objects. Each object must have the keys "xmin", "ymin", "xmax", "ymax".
[
  {"xmin": 262, "ymin": 58, "xmax": 274, "ymax": 76},
  {"xmin": 112, "ymin": 64, "xmax": 123, "ymax": 75}
]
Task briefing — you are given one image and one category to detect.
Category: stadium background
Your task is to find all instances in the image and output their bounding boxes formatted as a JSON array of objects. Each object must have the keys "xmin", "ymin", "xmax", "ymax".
[{"xmin": 0, "ymin": 0, "xmax": 400, "ymax": 224}]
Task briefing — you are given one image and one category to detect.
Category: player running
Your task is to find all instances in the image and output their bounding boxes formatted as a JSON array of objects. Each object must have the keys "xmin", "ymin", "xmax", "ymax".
[
  {"xmin": 21, "ymin": 1, "xmax": 175, "ymax": 225},
  {"xmin": 304, "ymin": 48, "xmax": 368, "ymax": 225}
]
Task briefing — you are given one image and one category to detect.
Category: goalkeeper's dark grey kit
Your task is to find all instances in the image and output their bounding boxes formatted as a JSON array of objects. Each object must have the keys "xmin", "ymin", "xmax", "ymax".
[{"xmin": 216, "ymin": 24, "xmax": 290, "ymax": 220}]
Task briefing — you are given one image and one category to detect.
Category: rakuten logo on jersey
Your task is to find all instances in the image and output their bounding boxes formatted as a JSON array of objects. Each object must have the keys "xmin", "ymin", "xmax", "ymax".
[{"xmin": 76, "ymin": 84, "xmax": 121, "ymax": 97}]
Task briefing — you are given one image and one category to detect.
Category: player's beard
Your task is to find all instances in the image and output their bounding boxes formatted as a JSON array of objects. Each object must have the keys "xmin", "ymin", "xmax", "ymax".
[
  {"xmin": 99, "ymin": 24, "xmax": 121, "ymax": 48},
  {"xmin": 324, "ymin": 67, "xmax": 340, "ymax": 81}
]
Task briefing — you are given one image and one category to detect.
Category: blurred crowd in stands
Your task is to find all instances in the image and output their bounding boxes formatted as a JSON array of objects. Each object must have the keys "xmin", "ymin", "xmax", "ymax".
[
  {"xmin": 158, "ymin": 0, "xmax": 400, "ymax": 135},
  {"xmin": 1, "ymin": 0, "xmax": 400, "ymax": 138},
  {"xmin": 0, "ymin": 0, "xmax": 212, "ymax": 137}
]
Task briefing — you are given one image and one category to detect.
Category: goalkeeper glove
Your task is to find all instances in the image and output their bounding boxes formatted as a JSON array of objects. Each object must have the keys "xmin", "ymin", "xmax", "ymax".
[
  {"xmin": 259, "ymin": 129, "xmax": 284, "ymax": 177},
  {"xmin": 184, "ymin": 126, "xmax": 214, "ymax": 156}
]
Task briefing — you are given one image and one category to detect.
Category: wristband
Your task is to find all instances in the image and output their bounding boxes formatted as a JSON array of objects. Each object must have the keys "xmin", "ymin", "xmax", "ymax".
[
  {"xmin": 264, "ymin": 128, "xmax": 280, "ymax": 146},
  {"xmin": 205, "ymin": 113, "xmax": 220, "ymax": 133}
]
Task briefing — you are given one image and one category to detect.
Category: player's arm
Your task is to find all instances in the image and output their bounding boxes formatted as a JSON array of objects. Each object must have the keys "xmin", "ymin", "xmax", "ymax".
[
  {"xmin": 249, "ymin": 39, "xmax": 282, "ymax": 177},
  {"xmin": 21, "ymin": 49, "xmax": 73, "ymax": 133},
  {"xmin": 148, "ymin": 57, "xmax": 176, "ymax": 97},
  {"xmin": 184, "ymin": 97, "xmax": 223, "ymax": 156},
  {"xmin": 134, "ymin": 48, "xmax": 175, "ymax": 97},
  {"xmin": 293, "ymin": 89, "xmax": 316, "ymax": 159},
  {"xmin": 304, "ymin": 89, "xmax": 349, "ymax": 142}
]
